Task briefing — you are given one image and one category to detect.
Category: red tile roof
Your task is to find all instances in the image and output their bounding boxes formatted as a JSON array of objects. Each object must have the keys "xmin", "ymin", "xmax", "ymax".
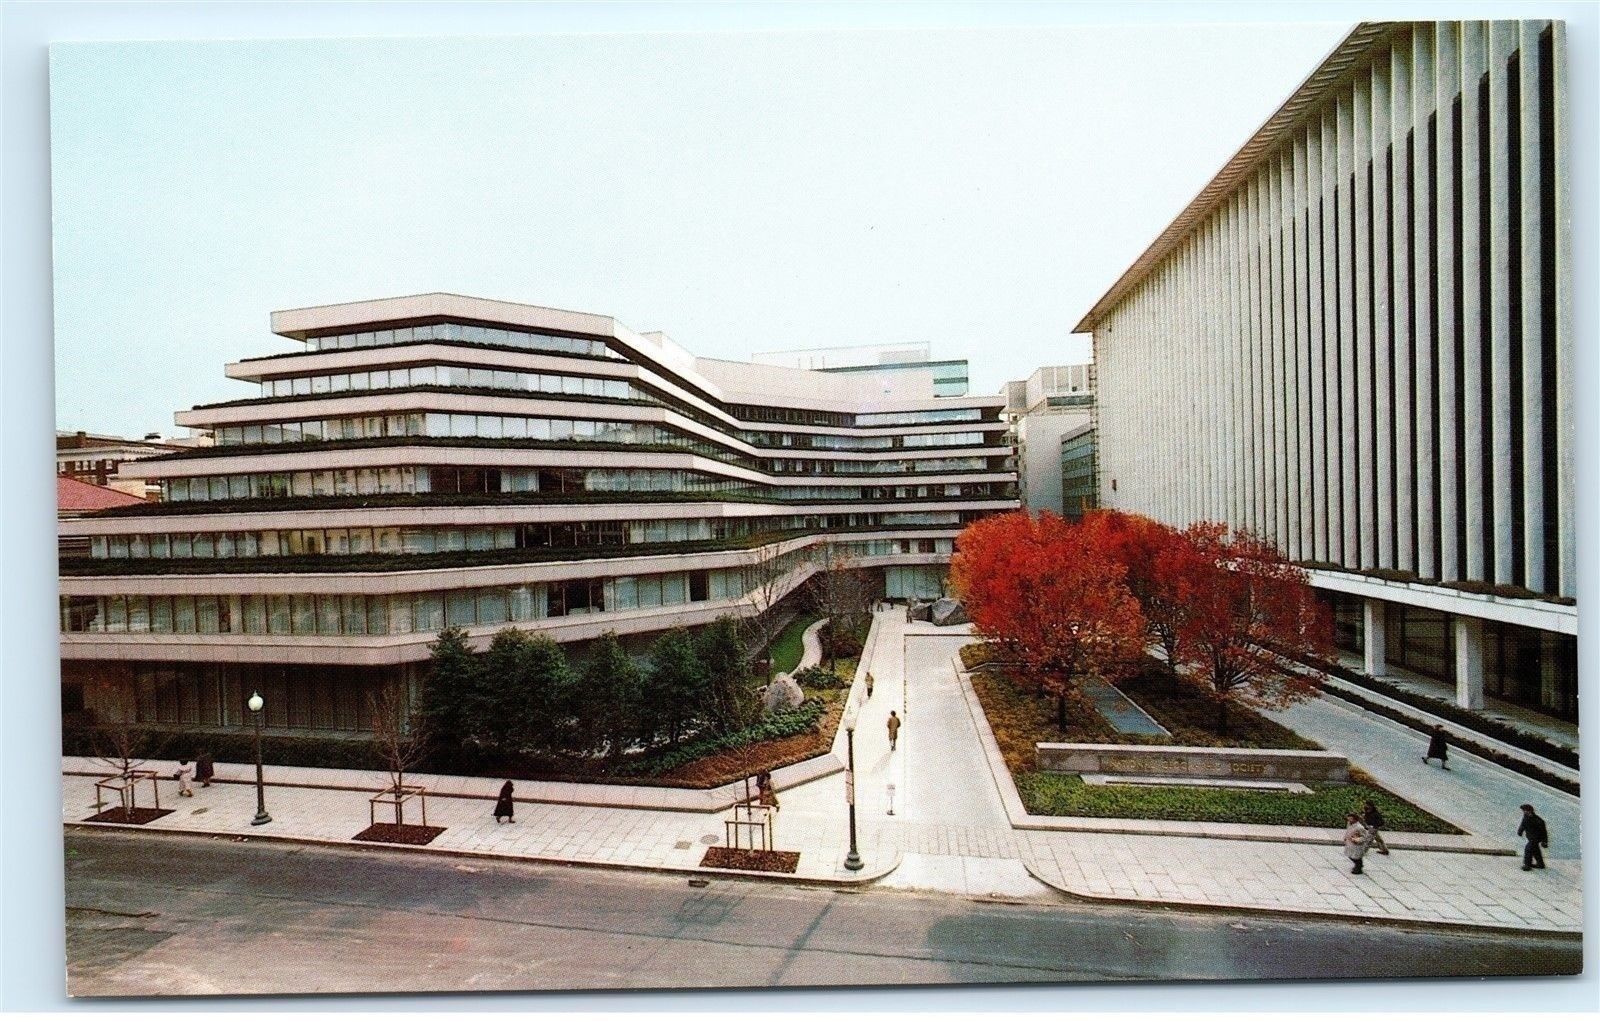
[{"xmin": 57, "ymin": 475, "xmax": 146, "ymax": 512}]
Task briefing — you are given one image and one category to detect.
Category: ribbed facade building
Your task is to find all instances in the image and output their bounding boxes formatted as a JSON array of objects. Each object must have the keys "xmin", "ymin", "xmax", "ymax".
[
  {"xmin": 59, "ymin": 294, "xmax": 1016, "ymax": 733},
  {"xmin": 1076, "ymin": 21, "xmax": 1576, "ymax": 722}
]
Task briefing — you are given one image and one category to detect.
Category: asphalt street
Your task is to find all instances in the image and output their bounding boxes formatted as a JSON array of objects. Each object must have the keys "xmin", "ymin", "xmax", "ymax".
[{"xmin": 62, "ymin": 829, "xmax": 1580, "ymax": 998}]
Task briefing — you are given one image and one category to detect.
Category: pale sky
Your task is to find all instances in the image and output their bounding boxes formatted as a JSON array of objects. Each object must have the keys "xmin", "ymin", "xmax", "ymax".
[{"xmin": 50, "ymin": 21, "xmax": 1350, "ymax": 438}]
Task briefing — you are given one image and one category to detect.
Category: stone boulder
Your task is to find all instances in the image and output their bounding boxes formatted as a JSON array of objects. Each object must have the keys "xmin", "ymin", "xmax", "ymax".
[
  {"xmin": 930, "ymin": 597, "xmax": 970, "ymax": 627},
  {"xmin": 761, "ymin": 672, "xmax": 805, "ymax": 713}
]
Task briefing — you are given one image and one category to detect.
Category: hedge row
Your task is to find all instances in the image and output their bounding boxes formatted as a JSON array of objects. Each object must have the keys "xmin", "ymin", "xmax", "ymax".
[
  {"xmin": 1309, "ymin": 655, "xmax": 1578, "ymax": 769},
  {"xmin": 1321, "ymin": 685, "xmax": 1579, "ymax": 796},
  {"xmin": 621, "ymin": 699, "xmax": 826, "ymax": 777},
  {"xmin": 1015, "ymin": 773, "xmax": 1462, "ymax": 833},
  {"xmin": 63, "ymin": 725, "xmax": 388, "ymax": 773}
]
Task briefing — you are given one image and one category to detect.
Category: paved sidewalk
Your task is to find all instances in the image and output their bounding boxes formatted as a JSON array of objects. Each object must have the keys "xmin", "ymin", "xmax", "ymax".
[
  {"xmin": 1265, "ymin": 694, "xmax": 1581, "ymax": 858},
  {"xmin": 61, "ymin": 607, "xmax": 1584, "ymax": 933}
]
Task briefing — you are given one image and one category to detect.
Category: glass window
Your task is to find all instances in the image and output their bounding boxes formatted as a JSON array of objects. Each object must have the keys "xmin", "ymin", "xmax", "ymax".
[
  {"xmin": 341, "ymin": 594, "xmax": 365, "ymax": 635},
  {"xmin": 197, "ymin": 596, "xmax": 222, "ymax": 634},
  {"xmin": 350, "ymin": 372, "xmax": 370, "ymax": 390},
  {"xmin": 477, "ymin": 589, "xmax": 508, "ymax": 625},
  {"xmin": 312, "ymin": 374, "xmax": 331, "ymax": 394},
  {"xmin": 268, "ymin": 595, "xmax": 291, "ymax": 634},
  {"xmin": 150, "ymin": 596, "xmax": 173, "ymax": 633},
  {"xmin": 366, "ymin": 596, "xmax": 388, "ymax": 635},
  {"xmin": 416, "ymin": 593, "xmax": 446, "ymax": 632},
  {"xmin": 293, "ymin": 376, "xmax": 312, "ymax": 396},
  {"xmin": 243, "ymin": 595, "xmax": 267, "ymax": 634},
  {"xmin": 292, "ymin": 595, "xmax": 317, "ymax": 635},
  {"xmin": 174, "ymin": 596, "xmax": 196, "ymax": 633},
  {"xmin": 450, "ymin": 413, "xmax": 475, "ymax": 438}
]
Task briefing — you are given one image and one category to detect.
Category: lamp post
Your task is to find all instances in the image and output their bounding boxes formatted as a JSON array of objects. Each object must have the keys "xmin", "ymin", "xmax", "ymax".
[
  {"xmin": 247, "ymin": 691, "xmax": 271, "ymax": 825},
  {"xmin": 842, "ymin": 697, "xmax": 862, "ymax": 871}
]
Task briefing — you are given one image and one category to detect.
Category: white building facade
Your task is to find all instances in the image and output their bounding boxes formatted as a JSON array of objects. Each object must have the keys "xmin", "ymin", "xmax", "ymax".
[
  {"xmin": 1003, "ymin": 364, "xmax": 1094, "ymax": 515},
  {"xmin": 59, "ymin": 294, "xmax": 1016, "ymax": 733},
  {"xmin": 1076, "ymin": 21, "xmax": 1575, "ymax": 722}
]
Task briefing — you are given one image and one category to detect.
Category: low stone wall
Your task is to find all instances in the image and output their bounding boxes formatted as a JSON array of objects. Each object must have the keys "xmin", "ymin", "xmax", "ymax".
[{"xmin": 1036, "ymin": 743, "xmax": 1349, "ymax": 784}]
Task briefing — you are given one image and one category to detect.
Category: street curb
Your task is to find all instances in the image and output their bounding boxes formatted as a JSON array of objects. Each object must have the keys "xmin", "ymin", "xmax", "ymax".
[
  {"xmin": 1015, "ymin": 857, "xmax": 1583, "ymax": 938},
  {"xmin": 62, "ymin": 820, "xmax": 903, "ymax": 890},
  {"xmin": 949, "ymin": 655, "xmax": 1515, "ymax": 857}
]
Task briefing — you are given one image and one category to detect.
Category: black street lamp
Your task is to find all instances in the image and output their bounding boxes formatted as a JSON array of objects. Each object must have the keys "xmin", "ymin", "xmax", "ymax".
[
  {"xmin": 248, "ymin": 691, "xmax": 271, "ymax": 826},
  {"xmin": 843, "ymin": 698, "xmax": 862, "ymax": 871}
]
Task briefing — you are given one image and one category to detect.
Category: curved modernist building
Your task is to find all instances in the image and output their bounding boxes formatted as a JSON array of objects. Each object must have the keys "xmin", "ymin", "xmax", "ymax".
[
  {"xmin": 59, "ymin": 294, "xmax": 1017, "ymax": 733},
  {"xmin": 1076, "ymin": 21, "xmax": 1576, "ymax": 723}
]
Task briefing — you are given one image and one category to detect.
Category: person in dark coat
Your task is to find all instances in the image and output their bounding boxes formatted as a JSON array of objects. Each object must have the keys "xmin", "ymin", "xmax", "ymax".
[
  {"xmin": 1361, "ymin": 799, "xmax": 1390, "ymax": 855},
  {"xmin": 195, "ymin": 751, "xmax": 215, "ymax": 789},
  {"xmin": 1422, "ymin": 725, "xmax": 1451, "ymax": 769},
  {"xmin": 493, "ymin": 780, "xmax": 516, "ymax": 824},
  {"xmin": 1517, "ymin": 804, "xmax": 1549, "ymax": 871},
  {"xmin": 886, "ymin": 710, "xmax": 901, "ymax": 751}
]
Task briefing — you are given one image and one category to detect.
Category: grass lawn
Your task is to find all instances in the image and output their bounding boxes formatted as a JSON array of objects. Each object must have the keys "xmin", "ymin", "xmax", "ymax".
[
  {"xmin": 767, "ymin": 612, "xmax": 823, "ymax": 676},
  {"xmin": 963, "ymin": 644, "xmax": 1460, "ymax": 834},
  {"xmin": 1015, "ymin": 772, "xmax": 1462, "ymax": 833}
]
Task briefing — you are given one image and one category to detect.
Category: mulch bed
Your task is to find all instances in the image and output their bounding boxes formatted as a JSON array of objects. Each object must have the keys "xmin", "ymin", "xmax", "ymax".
[
  {"xmin": 700, "ymin": 847, "xmax": 801, "ymax": 874},
  {"xmin": 352, "ymin": 822, "xmax": 447, "ymax": 846},
  {"xmin": 82, "ymin": 807, "xmax": 174, "ymax": 825}
]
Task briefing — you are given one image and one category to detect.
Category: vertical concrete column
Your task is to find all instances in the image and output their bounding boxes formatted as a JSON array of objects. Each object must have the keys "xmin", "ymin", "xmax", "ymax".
[
  {"xmin": 1553, "ymin": 21, "xmax": 1575, "ymax": 598},
  {"xmin": 1459, "ymin": 22, "xmax": 1487, "ymax": 582},
  {"xmin": 1337, "ymin": 93, "xmax": 1359, "ymax": 566},
  {"xmin": 1453, "ymin": 615, "xmax": 1486, "ymax": 710},
  {"xmin": 1371, "ymin": 59, "xmax": 1394, "ymax": 570},
  {"xmin": 1362, "ymin": 599, "xmax": 1388, "ymax": 677},
  {"xmin": 1353, "ymin": 72, "xmax": 1376, "ymax": 569},
  {"xmin": 1412, "ymin": 27, "xmax": 1439, "ymax": 580},
  {"xmin": 1390, "ymin": 40, "xmax": 1416, "ymax": 574},
  {"xmin": 1518, "ymin": 20, "xmax": 1546, "ymax": 593},
  {"xmin": 1487, "ymin": 20, "xmax": 1516, "ymax": 585},
  {"xmin": 1311, "ymin": 112, "xmax": 1332, "ymax": 562},
  {"xmin": 1435, "ymin": 22, "xmax": 1461, "ymax": 583}
]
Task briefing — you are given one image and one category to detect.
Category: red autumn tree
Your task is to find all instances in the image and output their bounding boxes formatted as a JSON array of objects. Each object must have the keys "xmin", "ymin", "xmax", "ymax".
[
  {"xmin": 1175, "ymin": 524, "xmax": 1332, "ymax": 735},
  {"xmin": 951, "ymin": 510, "xmax": 1147, "ymax": 734},
  {"xmin": 1080, "ymin": 510, "xmax": 1207, "ymax": 684}
]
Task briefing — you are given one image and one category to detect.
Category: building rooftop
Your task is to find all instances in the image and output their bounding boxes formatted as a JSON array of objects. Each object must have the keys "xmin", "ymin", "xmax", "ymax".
[
  {"xmin": 1072, "ymin": 21, "xmax": 1398, "ymax": 333},
  {"xmin": 57, "ymin": 475, "xmax": 147, "ymax": 514}
]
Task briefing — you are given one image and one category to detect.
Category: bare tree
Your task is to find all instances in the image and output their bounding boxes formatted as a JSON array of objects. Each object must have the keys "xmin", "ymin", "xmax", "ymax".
[
  {"xmin": 368, "ymin": 684, "xmax": 431, "ymax": 826},
  {"xmin": 91, "ymin": 722, "xmax": 145, "ymax": 781},
  {"xmin": 741, "ymin": 541, "xmax": 793, "ymax": 682},
  {"xmin": 812, "ymin": 542, "xmax": 874, "ymax": 671}
]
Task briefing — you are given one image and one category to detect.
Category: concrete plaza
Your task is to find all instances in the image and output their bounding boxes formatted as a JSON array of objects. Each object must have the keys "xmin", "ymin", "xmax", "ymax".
[{"xmin": 63, "ymin": 609, "xmax": 1582, "ymax": 934}]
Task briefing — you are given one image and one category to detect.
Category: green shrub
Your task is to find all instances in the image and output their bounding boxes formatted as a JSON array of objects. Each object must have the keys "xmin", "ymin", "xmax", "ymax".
[
  {"xmin": 793, "ymin": 666, "xmax": 846, "ymax": 690},
  {"xmin": 1015, "ymin": 773, "xmax": 1461, "ymax": 833}
]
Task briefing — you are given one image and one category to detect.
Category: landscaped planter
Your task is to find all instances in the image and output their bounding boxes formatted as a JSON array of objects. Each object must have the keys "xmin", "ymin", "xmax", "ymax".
[{"xmin": 1035, "ymin": 743, "xmax": 1350, "ymax": 784}]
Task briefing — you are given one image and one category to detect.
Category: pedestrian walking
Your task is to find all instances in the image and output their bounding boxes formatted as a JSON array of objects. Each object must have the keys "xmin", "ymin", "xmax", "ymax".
[
  {"xmin": 1342, "ymin": 813, "xmax": 1372, "ymax": 874},
  {"xmin": 493, "ymin": 780, "xmax": 516, "ymax": 824},
  {"xmin": 195, "ymin": 750, "xmax": 215, "ymax": 789},
  {"xmin": 757, "ymin": 770, "xmax": 780, "ymax": 812},
  {"xmin": 1517, "ymin": 803, "xmax": 1549, "ymax": 871},
  {"xmin": 1361, "ymin": 799, "xmax": 1391, "ymax": 855},
  {"xmin": 1422, "ymin": 724, "xmax": 1451, "ymax": 769},
  {"xmin": 886, "ymin": 710, "xmax": 901, "ymax": 751},
  {"xmin": 173, "ymin": 759, "xmax": 195, "ymax": 798},
  {"xmin": 865, "ymin": 673, "xmax": 875, "ymax": 700}
]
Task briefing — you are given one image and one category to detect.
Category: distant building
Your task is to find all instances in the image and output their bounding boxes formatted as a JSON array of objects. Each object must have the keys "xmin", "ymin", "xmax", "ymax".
[
  {"xmin": 1059, "ymin": 423, "xmax": 1097, "ymax": 520},
  {"xmin": 58, "ymin": 294, "xmax": 1018, "ymax": 735},
  {"xmin": 755, "ymin": 342, "xmax": 970, "ymax": 398},
  {"xmin": 56, "ymin": 430, "xmax": 207, "ymax": 499},
  {"xmin": 1003, "ymin": 364, "xmax": 1094, "ymax": 514}
]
